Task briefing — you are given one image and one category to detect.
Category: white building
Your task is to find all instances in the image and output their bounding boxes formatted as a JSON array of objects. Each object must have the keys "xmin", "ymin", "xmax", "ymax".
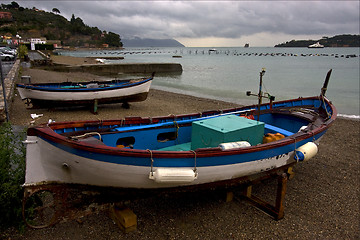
[{"xmin": 27, "ymin": 38, "xmax": 47, "ymax": 44}]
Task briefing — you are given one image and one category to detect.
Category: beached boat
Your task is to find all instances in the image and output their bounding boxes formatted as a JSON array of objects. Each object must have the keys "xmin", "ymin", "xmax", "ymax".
[
  {"xmin": 16, "ymin": 74, "xmax": 154, "ymax": 108},
  {"xmin": 308, "ymin": 42, "xmax": 324, "ymax": 48},
  {"xmin": 22, "ymin": 69, "xmax": 336, "ymax": 190}
]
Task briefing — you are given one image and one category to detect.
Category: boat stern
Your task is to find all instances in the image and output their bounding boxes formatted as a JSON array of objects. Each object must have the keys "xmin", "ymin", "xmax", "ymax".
[
  {"xmin": 16, "ymin": 85, "xmax": 27, "ymax": 100},
  {"xmin": 23, "ymin": 135, "xmax": 47, "ymax": 186}
]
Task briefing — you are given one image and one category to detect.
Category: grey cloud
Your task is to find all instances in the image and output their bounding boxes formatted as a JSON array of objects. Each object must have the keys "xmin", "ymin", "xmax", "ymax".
[{"xmin": 13, "ymin": 1, "xmax": 360, "ymax": 39}]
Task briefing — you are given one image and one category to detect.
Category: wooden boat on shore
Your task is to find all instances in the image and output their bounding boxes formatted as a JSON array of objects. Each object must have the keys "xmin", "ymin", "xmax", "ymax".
[
  {"xmin": 22, "ymin": 70, "xmax": 336, "ymax": 190},
  {"xmin": 16, "ymin": 74, "xmax": 154, "ymax": 108}
]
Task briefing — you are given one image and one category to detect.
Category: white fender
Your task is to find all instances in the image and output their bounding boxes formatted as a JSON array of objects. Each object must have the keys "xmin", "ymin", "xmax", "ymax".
[
  {"xmin": 149, "ymin": 168, "xmax": 198, "ymax": 183},
  {"xmin": 219, "ymin": 141, "xmax": 251, "ymax": 150},
  {"xmin": 294, "ymin": 142, "xmax": 318, "ymax": 161}
]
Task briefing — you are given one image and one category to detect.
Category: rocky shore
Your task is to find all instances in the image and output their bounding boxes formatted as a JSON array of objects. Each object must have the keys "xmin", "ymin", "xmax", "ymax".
[{"xmin": 3, "ymin": 57, "xmax": 359, "ymax": 239}]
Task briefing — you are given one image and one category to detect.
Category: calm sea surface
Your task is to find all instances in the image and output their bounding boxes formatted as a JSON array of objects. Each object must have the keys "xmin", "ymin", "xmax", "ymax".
[{"xmin": 59, "ymin": 47, "xmax": 360, "ymax": 118}]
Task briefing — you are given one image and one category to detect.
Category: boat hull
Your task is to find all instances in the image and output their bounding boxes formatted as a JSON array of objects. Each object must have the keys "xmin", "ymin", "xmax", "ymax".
[{"xmin": 25, "ymin": 135, "xmax": 303, "ymax": 189}]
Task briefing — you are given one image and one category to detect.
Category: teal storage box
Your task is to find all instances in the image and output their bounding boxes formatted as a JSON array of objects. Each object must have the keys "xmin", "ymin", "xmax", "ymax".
[{"xmin": 191, "ymin": 115, "xmax": 264, "ymax": 149}]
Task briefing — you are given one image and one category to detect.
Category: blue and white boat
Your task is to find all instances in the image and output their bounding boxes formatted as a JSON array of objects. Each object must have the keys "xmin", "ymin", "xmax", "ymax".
[
  {"xmin": 23, "ymin": 70, "xmax": 336, "ymax": 190},
  {"xmin": 16, "ymin": 74, "xmax": 154, "ymax": 108}
]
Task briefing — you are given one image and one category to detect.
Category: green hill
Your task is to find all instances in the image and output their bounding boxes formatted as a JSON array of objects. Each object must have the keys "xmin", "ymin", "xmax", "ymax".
[
  {"xmin": 0, "ymin": 2, "xmax": 122, "ymax": 48},
  {"xmin": 275, "ymin": 34, "xmax": 360, "ymax": 47}
]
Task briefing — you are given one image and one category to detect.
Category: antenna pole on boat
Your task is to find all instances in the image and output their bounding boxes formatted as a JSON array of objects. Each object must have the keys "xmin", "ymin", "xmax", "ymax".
[
  {"xmin": 256, "ymin": 69, "xmax": 266, "ymax": 121},
  {"xmin": 246, "ymin": 68, "xmax": 275, "ymax": 121},
  {"xmin": 321, "ymin": 69, "xmax": 332, "ymax": 97}
]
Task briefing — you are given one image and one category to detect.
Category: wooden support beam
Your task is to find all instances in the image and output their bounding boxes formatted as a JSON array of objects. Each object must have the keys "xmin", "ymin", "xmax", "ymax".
[
  {"xmin": 287, "ymin": 167, "xmax": 295, "ymax": 180},
  {"xmin": 109, "ymin": 205, "xmax": 137, "ymax": 233},
  {"xmin": 275, "ymin": 173, "xmax": 287, "ymax": 219},
  {"xmin": 91, "ymin": 99, "xmax": 98, "ymax": 115},
  {"xmin": 226, "ymin": 191, "xmax": 234, "ymax": 202},
  {"xmin": 241, "ymin": 172, "xmax": 288, "ymax": 220}
]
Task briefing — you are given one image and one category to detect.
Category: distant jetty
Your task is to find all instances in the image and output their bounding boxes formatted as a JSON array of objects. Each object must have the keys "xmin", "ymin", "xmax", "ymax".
[
  {"xmin": 47, "ymin": 62, "xmax": 183, "ymax": 75},
  {"xmin": 89, "ymin": 56, "xmax": 125, "ymax": 60}
]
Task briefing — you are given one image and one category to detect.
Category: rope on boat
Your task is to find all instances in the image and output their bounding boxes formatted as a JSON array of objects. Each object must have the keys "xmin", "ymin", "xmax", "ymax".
[
  {"xmin": 311, "ymin": 131, "xmax": 316, "ymax": 143},
  {"xmin": 69, "ymin": 132, "xmax": 102, "ymax": 141},
  {"xmin": 292, "ymin": 137, "xmax": 299, "ymax": 162},
  {"xmin": 321, "ymin": 95, "xmax": 331, "ymax": 119},
  {"xmin": 173, "ymin": 121, "xmax": 179, "ymax": 143},
  {"xmin": 147, "ymin": 149, "xmax": 154, "ymax": 177},
  {"xmin": 293, "ymin": 132, "xmax": 319, "ymax": 162},
  {"xmin": 288, "ymin": 108, "xmax": 319, "ymax": 116},
  {"xmin": 147, "ymin": 149, "xmax": 197, "ymax": 178},
  {"xmin": 190, "ymin": 150, "xmax": 198, "ymax": 175}
]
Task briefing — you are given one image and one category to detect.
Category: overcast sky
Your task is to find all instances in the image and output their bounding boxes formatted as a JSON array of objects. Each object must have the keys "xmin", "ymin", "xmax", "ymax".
[{"xmin": 8, "ymin": 0, "xmax": 360, "ymax": 47}]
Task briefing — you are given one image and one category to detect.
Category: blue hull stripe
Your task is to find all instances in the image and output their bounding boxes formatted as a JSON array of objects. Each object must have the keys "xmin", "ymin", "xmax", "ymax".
[{"xmin": 39, "ymin": 131, "xmax": 326, "ymax": 168}]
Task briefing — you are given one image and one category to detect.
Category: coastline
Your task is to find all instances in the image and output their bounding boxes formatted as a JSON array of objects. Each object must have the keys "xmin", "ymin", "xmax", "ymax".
[
  {"xmin": 49, "ymin": 47, "xmax": 360, "ymax": 118},
  {"xmin": 5, "ymin": 58, "xmax": 359, "ymax": 239}
]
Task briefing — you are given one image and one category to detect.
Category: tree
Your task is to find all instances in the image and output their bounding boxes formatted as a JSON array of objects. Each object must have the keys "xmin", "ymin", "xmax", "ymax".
[
  {"xmin": 10, "ymin": 1, "xmax": 19, "ymax": 9},
  {"xmin": 1, "ymin": 1, "xmax": 19, "ymax": 9},
  {"xmin": 104, "ymin": 31, "xmax": 122, "ymax": 47},
  {"xmin": 70, "ymin": 14, "xmax": 87, "ymax": 34},
  {"xmin": 52, "ymin": 8, "xmax": 60, "ymax": 14},
  {"xmin": 70, "ymin": 14, "xmax": 76, "ymax": 24}
]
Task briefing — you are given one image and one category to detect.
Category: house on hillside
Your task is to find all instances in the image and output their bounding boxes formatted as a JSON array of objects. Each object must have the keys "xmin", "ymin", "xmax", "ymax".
[
  {"xmin": 27, "ymin": 38, "xmax": 47, "ymax": 44},
  {"xmin": 1, "ymin": 33, "xmax": 13, "ymax": 44},
  {"xmin": 0, "ymin": 12, "xmax": 12, "ymax": 19},
  {"xmin": 47, "ymin": 39, "xmax": 62, "ymax": 48}
]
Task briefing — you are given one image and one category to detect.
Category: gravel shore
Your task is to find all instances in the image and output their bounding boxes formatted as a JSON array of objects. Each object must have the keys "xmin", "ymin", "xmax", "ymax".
[{"xmin": 4, "ymin": 61, "xmax": 359, "ymax": 239}]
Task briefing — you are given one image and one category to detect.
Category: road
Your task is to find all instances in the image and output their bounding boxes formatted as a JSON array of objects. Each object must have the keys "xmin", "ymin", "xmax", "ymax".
[{"xmin": 27, "ymin": 51, "xmax": 45, "ymax": 61}]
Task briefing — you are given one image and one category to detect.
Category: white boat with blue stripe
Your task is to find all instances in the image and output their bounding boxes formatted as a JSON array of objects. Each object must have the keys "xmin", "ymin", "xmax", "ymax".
[
  {"xmin": 16, "ymin": 73, "xmax": 154, "ymax": 108},
  {"xmin": 23, "ymin": 70, "xmax": 336, "ymax": 190}
]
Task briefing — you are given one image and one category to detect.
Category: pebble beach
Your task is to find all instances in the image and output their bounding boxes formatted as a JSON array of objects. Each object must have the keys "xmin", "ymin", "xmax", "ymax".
[{"xmin": 4, "ymin": 56, "xmax": 359, "ymax": 239}]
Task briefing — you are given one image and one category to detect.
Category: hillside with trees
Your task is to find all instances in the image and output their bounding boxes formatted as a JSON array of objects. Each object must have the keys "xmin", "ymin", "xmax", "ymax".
[
  {"xmin": 275, "ymin": 34, "xmax": 359, "ymax": 48},
  {"xmin": 0, "ymin": 1, "xmax": 122, "ymax": 48}
]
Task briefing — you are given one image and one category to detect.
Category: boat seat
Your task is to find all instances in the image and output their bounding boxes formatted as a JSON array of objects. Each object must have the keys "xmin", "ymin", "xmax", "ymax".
[{"xmin": 264, "ymin": 124, "xmax": 294, "ymax": 137}]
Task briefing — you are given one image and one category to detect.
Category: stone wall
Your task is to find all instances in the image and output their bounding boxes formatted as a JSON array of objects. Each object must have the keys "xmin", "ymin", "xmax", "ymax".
[{"xmin": 0, "ymin": 59, "xmax": 20, "ymax": 122}]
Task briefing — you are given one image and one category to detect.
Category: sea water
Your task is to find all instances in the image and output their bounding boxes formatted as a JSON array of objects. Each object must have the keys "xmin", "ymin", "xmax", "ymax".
[{"xmin": 58, "ymin": 47, "xmax": 360, "ymax": 118}]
